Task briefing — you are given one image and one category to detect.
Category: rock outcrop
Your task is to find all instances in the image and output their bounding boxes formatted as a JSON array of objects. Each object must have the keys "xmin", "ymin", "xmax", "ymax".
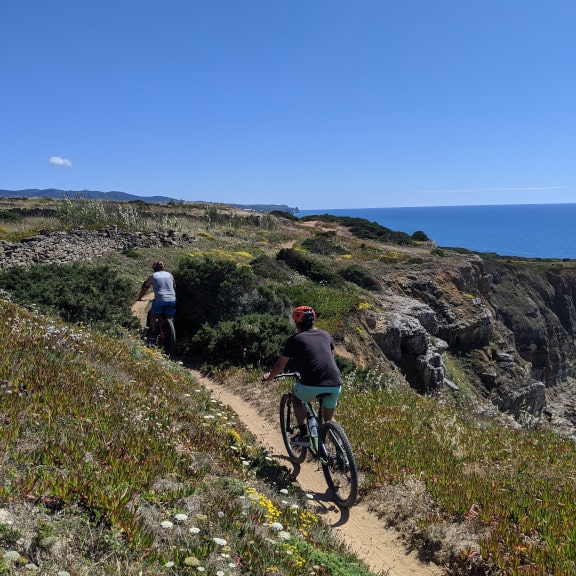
[
  {"xmin": 0, "ymin": 227, "xmax": 194, "ymax": 269},
  {"xmin": 362, "ymin": 253, "xmax": 575, "ymax": 437}
]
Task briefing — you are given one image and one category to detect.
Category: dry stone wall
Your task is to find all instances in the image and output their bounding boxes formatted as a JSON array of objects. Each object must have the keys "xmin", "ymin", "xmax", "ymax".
[{"xmin": 0, "ymin": 227, "xmax": 195, "ymax": 269}]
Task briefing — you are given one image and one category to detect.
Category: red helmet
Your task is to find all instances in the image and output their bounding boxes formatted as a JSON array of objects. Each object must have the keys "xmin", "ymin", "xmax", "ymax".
[
  {"xmin": 152, "ymin": 260, "xmax": 165, "ymax": 272},
  {"xmin": 292, "ymin": 305, "xmax": 316, "ymax": 324}
]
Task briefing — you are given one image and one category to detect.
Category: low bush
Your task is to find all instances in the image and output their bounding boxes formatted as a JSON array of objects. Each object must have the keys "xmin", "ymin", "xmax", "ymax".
[
  {"xmin": 0, "ymin": 210, "xmax": 23, "ymax": 222},
  {"xmin": 175, "ymin": 254, "xmax": 287, "ymax": 341},
  {"xmin": 190, "ymin": 313, "xmax": 294, "ymax": 367},
  {"xmin": 270, "ymin": 210, "xmax": 298, "ymax": 220},
  {"xmin": 276, "ymin": 248, "xmax": 340, "ymax": 285},
  {"xmin": 338, "ymin": 264, "xmax": 381, "ymax": 291},
  {"xmin": 301, "ymin": 215, "xmax": 414, "ymax": 245},
  {"xmin": 300, "ymin": 232, "xmax": 347, "ymax": 256},
  {"xmin": 0, "ymin": 263, "xmax": 138, "ymax": 330},
  {"xmin": 279, "ymin": 281, "xmax": 362, "ymax": 335},
  {"xmin": 250, "ymin": 254, "xmax": 292, "ymax": 281},
  {"xmin": 412, "ymin": 230, "xmax": 429, "ymax": 241}
]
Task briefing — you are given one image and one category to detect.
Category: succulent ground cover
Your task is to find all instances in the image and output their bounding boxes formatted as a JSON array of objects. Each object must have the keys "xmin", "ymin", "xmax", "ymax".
[{"xmin": 0, "ymin": 299, "xmax": 375, "ymax": 575}]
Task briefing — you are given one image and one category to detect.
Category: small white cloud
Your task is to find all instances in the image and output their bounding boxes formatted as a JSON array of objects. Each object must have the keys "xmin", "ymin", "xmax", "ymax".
[{"xmin": 49, "ymin": 156, "xmax": 73, "ymax": 168}]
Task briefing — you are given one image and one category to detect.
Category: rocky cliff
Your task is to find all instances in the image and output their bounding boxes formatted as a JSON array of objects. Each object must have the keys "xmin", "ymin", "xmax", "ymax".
[{"xmin": 363, "ymin": 253, "xmax": 576, "ymax": 439}]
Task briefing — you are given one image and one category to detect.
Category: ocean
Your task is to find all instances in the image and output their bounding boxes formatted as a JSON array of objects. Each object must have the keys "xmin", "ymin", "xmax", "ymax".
[{"xmin": 297, "ymin": 204, "xmax": 576, "ymax": 260}]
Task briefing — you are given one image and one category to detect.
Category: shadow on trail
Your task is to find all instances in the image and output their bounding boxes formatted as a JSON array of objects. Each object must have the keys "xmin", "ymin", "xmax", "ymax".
[{"xmin": 272, "ymin": 452, "xmax": 352, "ymax": 528}]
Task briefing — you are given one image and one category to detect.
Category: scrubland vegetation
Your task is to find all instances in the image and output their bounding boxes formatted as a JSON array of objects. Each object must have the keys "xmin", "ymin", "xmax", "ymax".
[{"xmin": 0, "ymin": 196, "xmax": 575, "ymax": 575}]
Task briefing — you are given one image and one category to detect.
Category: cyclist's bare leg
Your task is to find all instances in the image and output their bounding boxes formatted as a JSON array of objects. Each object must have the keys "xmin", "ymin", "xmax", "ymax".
[
  {"xmin": 322, "ymin": 407, "xmax": 335, "ymax": 422},
  {"xmin": 149, "ymin": 312, "xmax": 159, "ymax": 337},
  {"xmin": 292, "ymin": 395, "xmax": 307, "ymax": 426}
]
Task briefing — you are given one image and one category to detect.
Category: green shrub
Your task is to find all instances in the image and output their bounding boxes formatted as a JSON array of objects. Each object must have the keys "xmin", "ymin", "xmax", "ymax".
[
  {"xmin": 279, "ymin": 281, "xmax": 362, "ymax": 334},
  {"xmin": 0, "ymin": 210, "xmax": 23, "ymax": 222},
  {"xmin": 338, "ymin": 264, "xmax": 381, "ymax": 291},
  {"xmin": 175, "ymin": 255, "xmax": 286, "ymax": 338},
  {"xmin": 0, "ymin": 263, "xmax": 137, "ymax": 330},
  {"xmin": 190, "ymin": 313, "xmax": 294, "ymax": 367},
  {"xmin": 300, "ymin": 232, "xmax": 347, "ymax": 256},
  {"xmin": 276, "ymin": 248, "xmax": 340, "ymax": 285},
  {"xmin": 412, "ymin": 230, "xmax": 429, "ymax": 241},
  {"xmin": 250, "ymin": 254, "xmax": 292, "ymax": 281},
  {"xmin": 301, "ymin": 215, "xmax": 414, "ymax": 245},
  {"xmin": 270, "ymin": 210, "xmax": 297, "ymax": 220}
]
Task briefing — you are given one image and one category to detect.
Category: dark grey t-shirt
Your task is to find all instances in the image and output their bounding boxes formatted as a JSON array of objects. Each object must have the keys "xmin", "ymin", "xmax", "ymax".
[{"xmin": 282, "ymin": 329, "xmax": 342, "ymax": 387}]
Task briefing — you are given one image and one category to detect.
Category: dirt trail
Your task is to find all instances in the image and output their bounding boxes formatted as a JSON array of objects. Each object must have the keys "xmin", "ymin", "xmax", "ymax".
[
  {"xmin": 131, "ymin": 299, "xmax": 445, "ymax": 576},
  {"xmin": 198, "ymin": 373, "xmax": 444, "ymax": 576}
]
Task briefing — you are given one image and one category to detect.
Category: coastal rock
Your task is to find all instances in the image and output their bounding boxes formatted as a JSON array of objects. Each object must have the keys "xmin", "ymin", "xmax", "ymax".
[
  {"xmin": 361, "ymin": 252, "xmax": 576, "ymax": 436},
  {"xmin": 365, "ymin": 303, "xmax": 447, "ymax": 393}
]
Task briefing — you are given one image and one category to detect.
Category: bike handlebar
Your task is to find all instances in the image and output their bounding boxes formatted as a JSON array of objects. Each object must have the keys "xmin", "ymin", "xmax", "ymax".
[{"xmin": 274, "ymin": 372, "xmax": 301, "ymax": 380}]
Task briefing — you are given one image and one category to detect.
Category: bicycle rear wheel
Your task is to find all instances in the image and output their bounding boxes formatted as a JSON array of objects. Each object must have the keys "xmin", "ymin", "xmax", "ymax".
[
  {"xmin": 279, "ymin": 393, "xmax": 307, "ymax": 464},
  {"xmin": 320, "ymin": 421, "xmax": 358, "ymax": 507},
  {"xmin": 162, "ymin": 317, "xmax": 177, "ymax": 357},
  {"xmin": 144, "ymin": 310, "xmax": 159, "ymax": 346}
]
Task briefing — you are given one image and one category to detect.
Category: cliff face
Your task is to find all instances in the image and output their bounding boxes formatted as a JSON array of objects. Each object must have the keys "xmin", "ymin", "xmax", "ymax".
[{"xmin": 361, "ymin": 253, "xmax": 576, "ymax": 438}]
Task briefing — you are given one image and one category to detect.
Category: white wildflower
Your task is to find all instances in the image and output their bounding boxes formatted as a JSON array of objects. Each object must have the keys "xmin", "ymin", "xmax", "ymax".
[
  {"xmin": 269, "ymin": 522, "xmax": 283, "ymax": 531},
  {"xmin": 3, "ymin": 551, "xmax": 20, "ymax": 562},
  {"xmin": 174, "ymin": 513, "xmax": 188, "ymax": 522},
  {"xmin": 160, "ymin": 520, "xmax": 174, "ymax": 529}
]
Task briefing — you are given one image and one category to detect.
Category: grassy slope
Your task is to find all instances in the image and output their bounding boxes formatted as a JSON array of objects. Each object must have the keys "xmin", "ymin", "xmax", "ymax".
[{"xmin": 0, "ymin": 300, "xmax": 373, "ymax": 575}]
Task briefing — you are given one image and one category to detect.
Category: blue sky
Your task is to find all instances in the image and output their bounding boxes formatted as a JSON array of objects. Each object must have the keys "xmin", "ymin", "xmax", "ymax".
[{"xmin": 2, "ymin": 1, "xmax": 575, "ymax": 209}]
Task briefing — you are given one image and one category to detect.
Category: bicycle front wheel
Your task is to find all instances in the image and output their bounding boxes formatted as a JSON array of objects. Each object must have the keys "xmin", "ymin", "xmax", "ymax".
[
  {"xmin": 279, "ymin": 393, "xmax": 307, "ymax": 464},
  {"xmin": 320, "ymin": 421, "xmax": 358, "ymax": 507}
]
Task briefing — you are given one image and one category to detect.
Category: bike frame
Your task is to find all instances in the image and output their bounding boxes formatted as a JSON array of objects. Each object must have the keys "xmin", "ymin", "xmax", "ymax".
[
  {"xmin": 298, "ymin": 392, "xmax": 327, "ymax": 459},
  {"xmin": 276, "ymin": 372, "xmax": 358, "ymax": 507},
  {"xmin": 146, "ymin": 309, "xmax": 176, "ymax": 357}
]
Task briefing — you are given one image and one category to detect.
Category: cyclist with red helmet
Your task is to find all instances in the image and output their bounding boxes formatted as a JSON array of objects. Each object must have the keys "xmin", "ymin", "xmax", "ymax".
[
  {"xmin": 137, "ymin": 261, "xmax": 176, "ymax": 336},
  {"xmin": 263, "ymin": 305, "xmax": 342, "ymax": 447}
]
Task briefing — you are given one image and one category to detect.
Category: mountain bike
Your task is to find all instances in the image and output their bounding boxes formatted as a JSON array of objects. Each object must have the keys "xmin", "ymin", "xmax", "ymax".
[
  {"xmin": 275, "ymin": 372, "xmax": 358, "ymax": 508},
  {"xmin": 145, "ymin": 309, "xmax": 176, "ymax": 358}
]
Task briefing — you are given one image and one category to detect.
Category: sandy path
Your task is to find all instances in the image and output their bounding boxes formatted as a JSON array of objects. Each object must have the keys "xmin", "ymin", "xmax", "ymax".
[
  {"xmin": 196, "ymin": 373, "xmax": 445, "ymax": 576},
  {"xmin": 131, "ymin": 299, "xmax": 444, "ymax": 575}
]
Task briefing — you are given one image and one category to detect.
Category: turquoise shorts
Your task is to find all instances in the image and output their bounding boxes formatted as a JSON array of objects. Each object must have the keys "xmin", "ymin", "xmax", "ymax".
[{"xmin": 293, "ymin": 382, "xmax": 341, "ymax": 409}]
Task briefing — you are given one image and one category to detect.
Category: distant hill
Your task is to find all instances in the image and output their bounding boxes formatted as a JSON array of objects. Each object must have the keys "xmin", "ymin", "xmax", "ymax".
[
  {"xmin": 0, "ymin": 189, "xmax": 298, "ymax": 214},
  {"xmin": 0, "ymin": 188, "xmax": 175, "ymax": 203}
]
